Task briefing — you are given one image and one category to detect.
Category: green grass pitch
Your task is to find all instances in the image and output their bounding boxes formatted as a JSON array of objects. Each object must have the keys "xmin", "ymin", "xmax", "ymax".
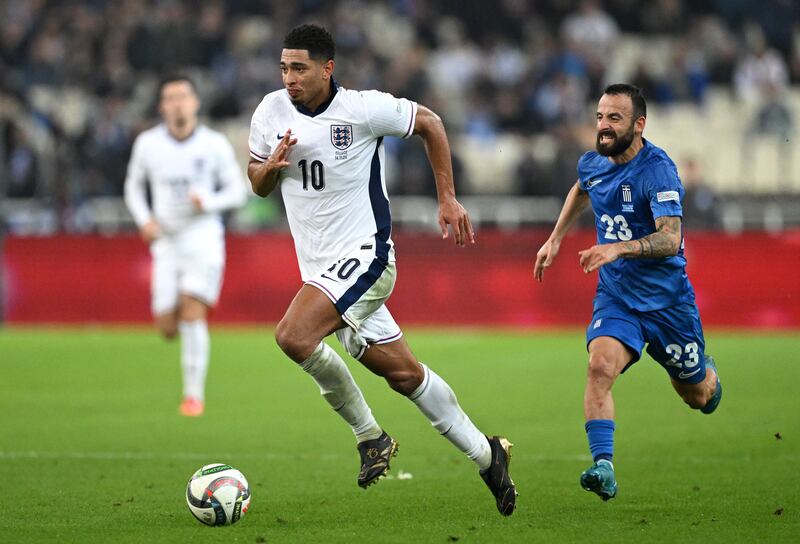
[{"xmin": 1, "ymin": 327, "xmax": 798, "ymax": 543}]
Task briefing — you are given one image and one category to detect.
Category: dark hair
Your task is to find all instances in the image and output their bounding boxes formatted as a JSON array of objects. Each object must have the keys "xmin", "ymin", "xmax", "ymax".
[
  {"xmin": 603, "ymin": 83, "xmax": 646, "ymax": 120},
  {"xmin": 158, "ymin": 74, "xmax": 196, "ymax": 97},
  {"xmin": 283, "ymin": 24, "xmax": 335, "ymax": 61}
]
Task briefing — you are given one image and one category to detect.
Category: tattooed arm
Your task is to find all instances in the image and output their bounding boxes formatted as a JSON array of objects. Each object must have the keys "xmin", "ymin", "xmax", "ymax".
[
  {"xmin": 619, "ymin": 215, "xmax": 682, "ymax": 259},
  {"xmin": 578, "ymin": 216, "xmax": 682, "ymax": 273}
]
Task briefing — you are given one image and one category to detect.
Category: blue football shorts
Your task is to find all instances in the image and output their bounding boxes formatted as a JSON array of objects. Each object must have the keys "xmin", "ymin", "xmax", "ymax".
[{"xmin": 585, "ymin": 294, "xmax": 707, "ymax": 384}]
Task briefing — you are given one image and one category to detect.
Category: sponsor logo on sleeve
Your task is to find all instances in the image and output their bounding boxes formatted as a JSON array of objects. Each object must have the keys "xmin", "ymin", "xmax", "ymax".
[{"xmin": 657, "ymin": 190, "xmax": 679, "ymax": 203}]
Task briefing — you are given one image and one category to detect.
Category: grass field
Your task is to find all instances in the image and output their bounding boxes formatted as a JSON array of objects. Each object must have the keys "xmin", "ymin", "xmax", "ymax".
[{"xmin": 1, "ymin": 327, "xmax": 798, "ymax": 543}]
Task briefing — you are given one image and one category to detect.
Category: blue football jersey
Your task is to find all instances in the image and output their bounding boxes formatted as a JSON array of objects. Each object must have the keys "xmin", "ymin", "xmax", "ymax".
[{"xmin": 577, "ymin": 139, "xmax": 695, "ymax": 311}]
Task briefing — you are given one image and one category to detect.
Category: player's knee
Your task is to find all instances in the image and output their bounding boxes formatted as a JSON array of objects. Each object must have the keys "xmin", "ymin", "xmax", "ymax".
[
  {"xmin": 275, "ymin": 320, "xmax": 312, "ymax": 362},
  {"xmin": 680, "ymin": 390, "xmax": 708, "ymax": 410},
  {"xmin": 587, "ymin": 351, "xmax": 618, "ymax": 382},
  {"xmin": 156, "ymin": 321, "xmax": 178, "ymax": 340},
  {"xmin": 385, "ymin": 365, "xmax": 424, "ymax": 396}
]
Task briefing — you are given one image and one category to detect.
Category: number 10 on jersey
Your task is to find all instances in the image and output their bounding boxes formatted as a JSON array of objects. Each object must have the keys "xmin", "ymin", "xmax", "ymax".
[{"xmin": 298, "ymin": 160, "xmax": 325, "ymax": 191}]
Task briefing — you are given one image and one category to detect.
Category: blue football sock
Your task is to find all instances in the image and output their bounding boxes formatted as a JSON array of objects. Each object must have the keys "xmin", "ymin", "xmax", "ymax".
[{"xmin": 585, "ymin": 419, "xmax": 615, "ymax": 463}]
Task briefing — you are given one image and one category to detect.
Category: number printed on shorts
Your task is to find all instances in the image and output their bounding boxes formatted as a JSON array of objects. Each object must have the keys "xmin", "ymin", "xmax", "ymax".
[
  {"xmin": 600, "ymin": 214, "xmax": 633, "ymax": 241},
  {"xmin": 327, "ymin": 258, "xmax": 360, "ymax": 281},
  {"xmin": 665, "ymin": 342, "xmax": 700, "ymax": 369}
]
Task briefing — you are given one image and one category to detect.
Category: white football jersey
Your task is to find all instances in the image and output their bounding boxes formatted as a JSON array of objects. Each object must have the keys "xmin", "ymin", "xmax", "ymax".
[
  {"xmin": 124, "ymin": 124, "xmax": 247, "ymax": 235},
  {"xmin": 248, "ymin": 83, "xmax": 417, "ymax": 280}
]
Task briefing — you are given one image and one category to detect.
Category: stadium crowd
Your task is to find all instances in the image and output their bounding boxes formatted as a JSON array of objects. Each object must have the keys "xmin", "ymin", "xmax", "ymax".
[{"xmin": 1, "ymin": 0, "xmax": 799, "ymax": 232}]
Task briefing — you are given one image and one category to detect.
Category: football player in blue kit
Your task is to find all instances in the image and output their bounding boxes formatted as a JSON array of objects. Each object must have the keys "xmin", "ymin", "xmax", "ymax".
[{"xmin": 534, "ymin": 84, "xmax": 722, "ymax": 501}]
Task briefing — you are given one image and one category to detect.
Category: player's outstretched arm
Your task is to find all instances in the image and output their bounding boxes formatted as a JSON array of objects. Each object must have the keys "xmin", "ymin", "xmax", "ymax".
[
  {"xmin": 413, "ymin": 105, "xmax": 474, "ymax": 247},
  {"xmin": 248, "ymin": 130, "xmax": 297, "ymax": 197},
  {"xmin": 534, "ymin": 181, "xmax": 590, "ymax": 282},
  {"xmin": 578, "ymin": 215, "xmax": 682, "ymax": 273}
]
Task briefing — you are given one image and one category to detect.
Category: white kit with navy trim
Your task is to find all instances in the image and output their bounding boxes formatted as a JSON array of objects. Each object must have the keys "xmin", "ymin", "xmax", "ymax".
[{"xmin": 248, "ymin": 83, "xmax": 417, "ymax": 282}]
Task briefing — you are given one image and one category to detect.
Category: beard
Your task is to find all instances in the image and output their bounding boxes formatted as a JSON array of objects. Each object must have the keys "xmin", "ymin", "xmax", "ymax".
[{"xmin": 596, "ymin": 123, "xmax": 635, "ymax": 157}]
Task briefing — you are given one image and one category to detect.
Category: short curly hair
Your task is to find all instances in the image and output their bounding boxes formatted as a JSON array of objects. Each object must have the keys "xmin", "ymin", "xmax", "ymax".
[{"xmin": 283, "ymin": 24, "xmax": 335, "ymax": 61}]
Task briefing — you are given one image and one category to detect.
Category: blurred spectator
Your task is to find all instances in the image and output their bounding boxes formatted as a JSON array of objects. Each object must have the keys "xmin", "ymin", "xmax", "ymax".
[
  {"xmin": 641, "ymin": 0, "xmax": 687, "ymax": 34},
  {"xmin": 792, "ymin": 22, "xmax": 800, "ymax": 83},
  {"xmin": 734, "ymin": 23, "xmax": 790, "ymax": 103},
  {"xmin": 0, "ymin": 0, "xmax": 798, "ymax": 233},
  {"xmin": 560, "ymin": 0, "xmax": 620, "ymax": 87},
  {"xmin": 680, "ymin": 158, "xmax": 721, "ymax": 229},
  {"xmin": 513, "ymin": 145, "xmax": 557, "ymax": 197},
  {"xmin": 631, "ymin": 40, "xmax": 710, "ymax": 106},
  {"xmin": 735, "ymin": 22, "xmax": 794, "ymax": 189},
  {"xmin": 4, "ymin": 124, "xmax": 38, "ymax": 198}
]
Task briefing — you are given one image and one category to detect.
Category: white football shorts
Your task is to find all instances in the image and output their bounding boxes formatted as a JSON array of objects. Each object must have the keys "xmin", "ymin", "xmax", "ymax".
[
  {"xmin": 150, "ymin": 227, "xmax": 224, "ymax": 315},
  {"xmin": 305, "ymin": 240, "xmax": 403, "ymax": 359}
]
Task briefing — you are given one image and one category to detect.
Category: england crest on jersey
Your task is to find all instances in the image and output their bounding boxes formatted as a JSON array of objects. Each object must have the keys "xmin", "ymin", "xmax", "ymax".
[{"xmin": 331, "ymin": 124, "xmax": 353, "ymax": 150}]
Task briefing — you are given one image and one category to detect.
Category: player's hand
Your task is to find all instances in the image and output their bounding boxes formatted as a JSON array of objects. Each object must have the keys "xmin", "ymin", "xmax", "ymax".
[
  {"xmin": 266, "ymin": 128, "xmax": 298, "ymax": 172},
  {"xmin": 438, "ymin": 197, "xmax": 474, "ymax": 247},
  {"xmin": 139, "ymin": 219, "xmax": 162, "ymax": 244},
  {"xmin": 534, "ymin": 238, "xmax": 560, "ymax": 282},
  {"xmin": 189, "ymin": 193, "xmax": 204, "ymax": 212},
  {"xmin": 578, "ymin": 244, "xmax": 621, "ymax": 273}
]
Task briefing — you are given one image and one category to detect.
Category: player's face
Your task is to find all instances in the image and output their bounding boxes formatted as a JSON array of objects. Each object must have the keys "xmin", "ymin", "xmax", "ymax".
[
  {"xmin": 159, "ymin": 81, "xmax": 199, "ymax": 130},
  {"xmin": 280, "ymin": 49, "xmax": 334, "ymax": 108},
  {"xmin": 595, "ymin": 94, "xmax": 639, "ymax": 157}
]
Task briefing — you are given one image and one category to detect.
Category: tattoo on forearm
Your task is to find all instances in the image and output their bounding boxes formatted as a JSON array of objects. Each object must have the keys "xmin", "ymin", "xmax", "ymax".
[{"xmin": 636, "ymin": 216, "xmax": 681, "ymax": 258}]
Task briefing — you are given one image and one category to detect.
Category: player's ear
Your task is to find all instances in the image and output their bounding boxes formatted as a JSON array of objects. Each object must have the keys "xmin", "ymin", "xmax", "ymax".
[
  {"xmin": 635, "ymin": 115, "xmax": 646, "ymax": 135},
  {"xmin": 322, "ymin": 59, "xmax": 335, "ymax": 80}
]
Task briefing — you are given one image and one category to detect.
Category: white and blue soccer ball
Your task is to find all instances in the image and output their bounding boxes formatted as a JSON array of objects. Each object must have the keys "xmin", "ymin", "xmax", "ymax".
[{"xmin": 186, "ymin": 463, "xmax": 251, "ymax": 526}]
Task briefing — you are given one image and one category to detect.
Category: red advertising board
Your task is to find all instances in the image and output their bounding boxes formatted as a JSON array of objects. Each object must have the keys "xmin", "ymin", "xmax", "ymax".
[{"xmin": 3, "ymin": 231, "xmax": 800, "ymax": 328}]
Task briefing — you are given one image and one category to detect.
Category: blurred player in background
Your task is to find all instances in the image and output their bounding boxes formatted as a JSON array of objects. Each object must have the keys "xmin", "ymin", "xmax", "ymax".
[
  {"xmin": 124, "ymin": 76, "xmax": 247, "ymax": 417},
  {"xmin": 247, "ymin": 24, "xmax": 516, "ymax": 515},
  {"xmin": 534, "ymin": 84, "xmax": 722, "ymax": 501}
]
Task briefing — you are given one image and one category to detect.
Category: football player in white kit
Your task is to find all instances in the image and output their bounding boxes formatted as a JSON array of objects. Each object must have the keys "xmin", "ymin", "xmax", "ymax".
[
  {"xmin": 247, "ymin": 25, "xmax": 516, "ymax": 515},
  {"xmin": 125, "ymin": 76, "xmax": 247, "ymax": 417}
]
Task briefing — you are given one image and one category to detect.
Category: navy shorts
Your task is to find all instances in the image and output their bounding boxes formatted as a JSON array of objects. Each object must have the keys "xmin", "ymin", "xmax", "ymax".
[{"xmin": 585, "ymin": 295, "xmax": 707, "ymax": 384}]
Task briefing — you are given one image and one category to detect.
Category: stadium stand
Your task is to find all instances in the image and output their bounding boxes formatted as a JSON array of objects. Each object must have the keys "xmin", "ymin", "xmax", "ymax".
[{"xmin": 1, "ymin": 0, "xmax": 799, "ymax": 233}]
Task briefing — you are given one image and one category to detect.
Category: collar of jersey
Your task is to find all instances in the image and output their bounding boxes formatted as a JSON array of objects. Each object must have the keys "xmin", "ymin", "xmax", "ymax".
[
  {"xmin": 294, "ymin": 79, "xmax": 340, "ymax": 118},
  {"xmin": 164, "ymin": 124, "xmax": 201, "ymax": 143}
]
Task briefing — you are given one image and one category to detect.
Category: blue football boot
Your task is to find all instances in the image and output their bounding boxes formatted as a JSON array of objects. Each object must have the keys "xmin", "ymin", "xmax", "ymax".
[
  {"xmin": 701, "ymin": 355, "xmax": 722, "ymax": 414},
  {"xmin": 580, "ymin": 459, "xmax": 617, "ymax": 501}
]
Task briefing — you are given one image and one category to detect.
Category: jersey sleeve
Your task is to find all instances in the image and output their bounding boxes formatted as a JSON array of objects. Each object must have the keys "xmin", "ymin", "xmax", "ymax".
[
  {"xmin": 248, "ymin": 99, "xmax": 272, "ymax": 162},
  {"xmin": 360, "ymin": 90, "xmax": 417, "ymax": 139},
  {"xmin": 202, "ymin": 136, "xmax": 248, "ymax": 213},
  {"xmin": 123, "ymin": 135, "xmax": 152, "ymax": 227},
  {"xmin": 576, "ymin": 152, "xmax": 594, "ymax": 191},
  {"xmin": 645, "ymin": 158, "xmax": 684, "ymax": 219}
]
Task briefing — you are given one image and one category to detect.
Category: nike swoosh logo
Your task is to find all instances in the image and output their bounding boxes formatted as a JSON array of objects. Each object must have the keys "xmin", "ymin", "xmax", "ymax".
[
  {"xmin": 586, "ymin": 179, "xmax": 603, "ymax": 188},
  {"xmin": 678, "ymin": 368, "xmax": 702, "ymax": 379},
  {"xmin": 277, "ymin": 133, "xmax": 285, "ymax": 139},
  {"xmin": 320, "ymin": 273, "xmax": 337, "ymax": 282}
]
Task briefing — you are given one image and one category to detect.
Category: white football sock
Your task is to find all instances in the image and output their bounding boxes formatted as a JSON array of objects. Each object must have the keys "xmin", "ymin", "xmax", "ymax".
[
  {"xmin": 409, "ymin": 364, "xmax": 492, "ymax": 470},
  {"xmin": 301, "ymin": 342, "xmax": 383, "ymax": 443},
  {"xmin": 179, "ymin": 319, "xmax": 210, "ymax": 402}
]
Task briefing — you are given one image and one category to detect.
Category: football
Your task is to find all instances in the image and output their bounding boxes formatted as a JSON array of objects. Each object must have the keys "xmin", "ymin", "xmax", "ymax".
[{"xmin": 185, "ymin": 463, "xmax": 251, "ymax": 526}]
